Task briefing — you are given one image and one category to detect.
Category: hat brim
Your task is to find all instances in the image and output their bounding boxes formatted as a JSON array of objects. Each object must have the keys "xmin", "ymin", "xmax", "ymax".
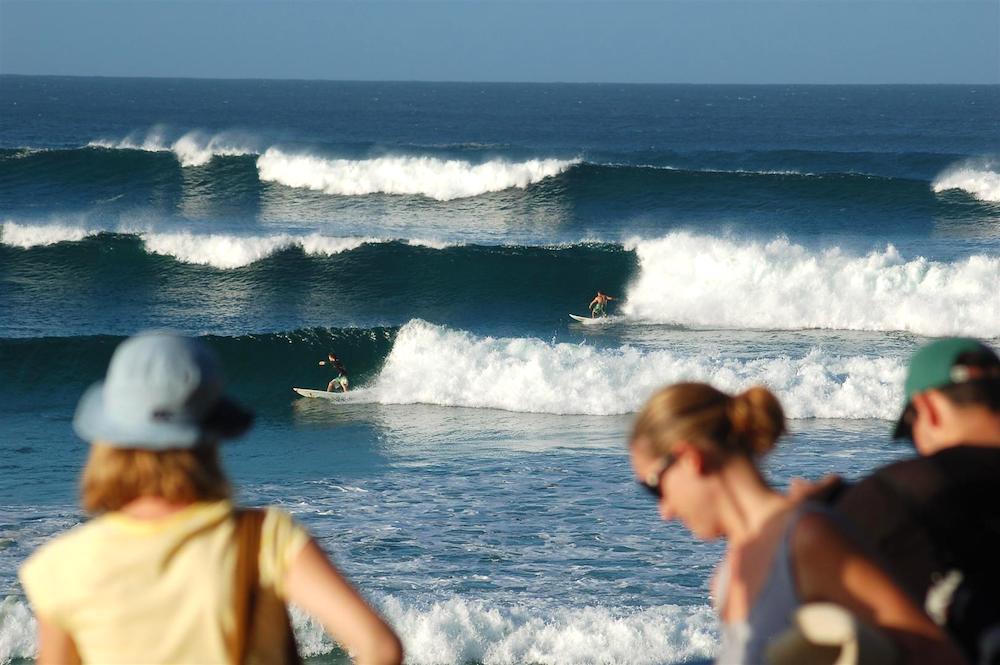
[{"xmin": 73, "ymin": 382, "xmax": 253, "ymax": 450}]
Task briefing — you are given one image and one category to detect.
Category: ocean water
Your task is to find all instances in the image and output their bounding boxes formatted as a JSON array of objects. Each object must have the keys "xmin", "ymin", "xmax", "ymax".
[{"xmin": 1, "ymin": 76, "xmax": 999, "ymax": 663}]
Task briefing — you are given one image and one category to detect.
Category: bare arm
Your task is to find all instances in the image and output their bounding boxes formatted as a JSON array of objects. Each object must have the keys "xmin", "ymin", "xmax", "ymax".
[
  {"xmin": 35, "ymin": 616, "xmax": 80, "ymax": 665},
  {"xmin": 793, "ymin": 513, "xmax": 961, "ymax": 664},
  {"xmin": 285, "ymin": 539, "xmax": 403, "ymax": 665}
]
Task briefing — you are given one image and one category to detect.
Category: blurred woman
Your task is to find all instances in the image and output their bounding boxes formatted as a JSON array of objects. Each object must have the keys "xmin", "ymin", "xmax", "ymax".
[
  {"xmin": 628, "ymin": 382, "xmax": 958, "ymax": 664},
  {"xmin": 20, "ymin": 332, "xmax": 402, "ymax": 665}
]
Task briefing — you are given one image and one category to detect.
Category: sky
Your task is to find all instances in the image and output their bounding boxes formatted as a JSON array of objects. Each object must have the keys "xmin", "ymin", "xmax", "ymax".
[{"xmin": 1, "ymin": 1, "xmax": 998, "ymax": 84}]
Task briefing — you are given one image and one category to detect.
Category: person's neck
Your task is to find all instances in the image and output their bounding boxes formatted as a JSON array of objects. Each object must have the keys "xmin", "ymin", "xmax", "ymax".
[
  {"xmin": 119, "ymin": 496, "xmax": 195, "ymax": 519},
  {"xmin": 923, "ymin": 409, "xmax": 1000, "ymax": 454},
  {"xmin": 716, "ymin": 458, "xmax": 790, "ymax": 546}
]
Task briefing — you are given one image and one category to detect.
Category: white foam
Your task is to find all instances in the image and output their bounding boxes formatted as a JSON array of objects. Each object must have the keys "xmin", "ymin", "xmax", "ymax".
[
  {"xmin": 0, "ymin": 596, "xmax": 714, "ymax": 665},
  {"xmin": 0, "ymin": 597, "xmax": 36, "ymax": 663},
  {"xmin": 407, "ymin": 238, "xmax": 462, "ymax": 250},
  {"xmin": 932, "ymin": 159, "xmax": 1000, "ymax": 202},
  {"xmin": 291, "ymin": 598, "xmax": 718, "ymax": 664},
  {"xmin": 621, "ymin": 232, "xmax": 1000, "ymax": 338},
  {"xmin": 256, "ymin": 148, "xmax": 578, "ymax": 200},
  {"xmin": 141, "ymin": 232, "xmax": 375, "ymax": 268},
  {"xmin": 372, "ymin": 321, "xmax": 906, "ymax": 418},
  {"xmin": 0, "ymin": 220, "xmax": 98, "ymax": 248},
  {"xmin": 89, "ymin": 128, "xmax": 258, "ymax": 167}
]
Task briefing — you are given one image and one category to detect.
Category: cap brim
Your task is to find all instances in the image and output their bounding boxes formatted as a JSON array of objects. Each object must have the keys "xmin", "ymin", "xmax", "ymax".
[{"xmin": 73, "ymin": 381, "xmax": 202, "ymax": 450}]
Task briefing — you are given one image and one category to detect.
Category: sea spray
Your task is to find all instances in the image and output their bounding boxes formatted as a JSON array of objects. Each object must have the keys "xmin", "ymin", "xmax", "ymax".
[
  {"xmin": 89, "ymin": 128, "xmax": 259, "ymax": 167},
  {"xmin": 0, "ymin": 597, "xmax": 35, "ymax": 664}
]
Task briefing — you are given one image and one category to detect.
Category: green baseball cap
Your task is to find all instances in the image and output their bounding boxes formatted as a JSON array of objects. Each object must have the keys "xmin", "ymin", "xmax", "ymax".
[{"xmin": 893, "ymin": 337, "xmax": 1000, "ymax": 439}]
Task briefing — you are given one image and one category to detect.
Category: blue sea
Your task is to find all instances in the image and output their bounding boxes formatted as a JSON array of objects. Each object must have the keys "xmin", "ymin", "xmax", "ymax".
[{"xmin": 1, "ymin": 76, "xmax": 998, "ymax": 663}]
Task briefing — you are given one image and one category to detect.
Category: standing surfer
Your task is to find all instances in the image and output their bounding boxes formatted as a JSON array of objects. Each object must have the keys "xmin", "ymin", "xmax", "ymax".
[
  {"xmin": 589, "ymin": 291, "xmax": 615, "ymax": 318},
  {"xmin": 319, "ymin": 353, "xmax": 349, "ymax": 392}
]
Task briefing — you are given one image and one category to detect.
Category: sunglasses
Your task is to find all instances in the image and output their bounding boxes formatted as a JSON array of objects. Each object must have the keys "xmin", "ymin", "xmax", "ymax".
[{"xmin": 638, "ymin": 452, "xmax": 679, "ymax": 499}]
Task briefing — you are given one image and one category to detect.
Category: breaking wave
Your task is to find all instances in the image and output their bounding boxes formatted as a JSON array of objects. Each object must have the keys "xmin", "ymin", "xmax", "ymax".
[
  {"xmin": 255, "ymin": 148, "xmax": 579, "ymax": 200},
  {"xmin": 0, "ymin": 220, "xmax": 98, "ymax": 248},
  {"xmin": 622, "ymin": 232, "xmax": 1000, "ymax": 338},
  {"xmin": 932, "ymin": 158, "xmax": 1000, "ymax": 203},
  {"xmin": 369, "ymin": 321, "xmax": 906, "ymax": 418},
  {"xmin": 0, "ymin": 595, "xmax": 716, "ymax": 665},
  {"xmin": 88, "ymin": 127, "xmax": 259, "ymax": 167},
  {"xmin": 0, "ymin": 221, "xmax": 377, "ymax": 268}
]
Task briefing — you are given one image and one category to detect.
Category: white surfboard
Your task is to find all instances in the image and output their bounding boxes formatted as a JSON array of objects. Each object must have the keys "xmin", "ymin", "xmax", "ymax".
[
  {"xmin": 293, "ymin": 387, "xmax": 341, "ymax": 399},
  {"xmin": 569, "ymin": 314, "xmax": 617, "ymax": 325}
]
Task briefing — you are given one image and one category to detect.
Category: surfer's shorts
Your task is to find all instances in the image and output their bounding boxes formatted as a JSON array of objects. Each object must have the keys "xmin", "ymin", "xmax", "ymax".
[
  {"xmin": 335, "ymin": 375, "xmax": 349, "ymax": 389},
  {"xmin": 592, "ymin": 304, "xmax": 605, "ymax": 317}
]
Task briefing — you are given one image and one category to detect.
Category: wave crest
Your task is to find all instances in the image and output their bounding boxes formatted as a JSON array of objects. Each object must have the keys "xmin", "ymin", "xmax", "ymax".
[
  {"xmin": 140, "ymin": 231, "xmax": 375, "ymax": 268},
  {"xmin": 89, "ymin": 127, "xmax": 258, "ymax": 167},
  {"xmin": 622, "ymin": 233, "xmax": 1000, "ymax": 338},
  {"xmin": 370, "ymin": 321, "xmax": 906, "ymax": 418},
  {"xmin": 0, "ymin": 220, "xmax": 98, "ymax": 248},
  {"xmin": 256, "ymin": 148, "xmax": 578, "ymax": 200},
  {"xmin": 932, "ymin": 158, "xmax": 1000, "ymax": 203}
]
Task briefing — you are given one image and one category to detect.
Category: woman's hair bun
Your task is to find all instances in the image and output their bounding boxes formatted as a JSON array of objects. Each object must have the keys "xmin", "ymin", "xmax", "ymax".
[{"xmin": 728, "ymin": 386, "xmax": 786, "ymax": 456}]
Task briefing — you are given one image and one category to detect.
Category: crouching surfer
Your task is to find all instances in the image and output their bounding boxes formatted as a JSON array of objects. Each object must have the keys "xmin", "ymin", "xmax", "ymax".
[
  {"xmin": 318, "ymin": 353, "xmax": 349, "ymax": 392},
  {"xmin": 589, "ymin": 291, "xmax": 615, "ymax": 318}
]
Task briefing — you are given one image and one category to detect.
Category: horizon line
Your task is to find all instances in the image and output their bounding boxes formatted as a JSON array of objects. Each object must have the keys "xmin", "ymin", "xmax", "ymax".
[{"xmin": 1, "ymin": 73, "xmax": 997, "ymax": 87}]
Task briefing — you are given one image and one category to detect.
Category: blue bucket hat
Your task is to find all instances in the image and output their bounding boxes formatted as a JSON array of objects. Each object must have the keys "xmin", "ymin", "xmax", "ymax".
[{"xmin": 73, "ymin": 332, "xmax": 253, "ymax": 450}]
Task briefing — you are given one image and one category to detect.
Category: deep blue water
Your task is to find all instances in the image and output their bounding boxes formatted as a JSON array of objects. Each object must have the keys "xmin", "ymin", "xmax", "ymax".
[{"xmin": 0, "ymin": 77, "xmax": 998, "ymax": 663}]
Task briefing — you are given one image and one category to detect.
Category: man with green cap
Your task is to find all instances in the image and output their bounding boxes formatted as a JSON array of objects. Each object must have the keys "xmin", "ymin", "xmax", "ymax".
[{"xmin": 820, "ymin": 338, "xmax": 1000, "ymax": 664}]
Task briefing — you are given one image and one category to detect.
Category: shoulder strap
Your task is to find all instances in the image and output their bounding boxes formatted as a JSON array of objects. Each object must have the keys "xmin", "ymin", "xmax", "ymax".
[
  {"xmin": 230, "ymin": 508, "xmax": 266, "ymax": 665},
  {"xmin": 229, "ymin": 508, "xmax": 303, "ymax": 665}
]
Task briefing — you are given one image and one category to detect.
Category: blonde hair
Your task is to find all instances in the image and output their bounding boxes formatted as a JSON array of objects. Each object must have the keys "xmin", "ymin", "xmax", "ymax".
[
  {"xmin": 81, "ymin": 443, "xmax": 231, "ymax": 513},
  {"xmin": 630, "ymin": 383, "xmax": 786, "ymax": 463}
]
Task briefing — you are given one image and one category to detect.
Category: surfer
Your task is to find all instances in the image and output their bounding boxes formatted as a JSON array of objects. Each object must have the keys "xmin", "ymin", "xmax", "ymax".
[
  {"xmin": 318, "ymin": 353, "xmax": 349, "ymax": 392},
  {"xmin": 589, "ymin": 291, "xmax": 615, "ymax": 318}
]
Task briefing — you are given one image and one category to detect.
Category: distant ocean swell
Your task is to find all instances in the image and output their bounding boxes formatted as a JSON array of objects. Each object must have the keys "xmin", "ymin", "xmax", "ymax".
[
  {"xmin": 4, "ymin": 224, "xmax": 997, "ymax": 338},
  {"xmin": 0, "ymin": 595, "xmax": 718, "ymax": 665},
  {"xmin": 3, "ymin": 141, "xmax": 992, "ymax": 203},
  {"xmin": 0, "ymin": 321, "xmax": 911, "ymax": 419}
]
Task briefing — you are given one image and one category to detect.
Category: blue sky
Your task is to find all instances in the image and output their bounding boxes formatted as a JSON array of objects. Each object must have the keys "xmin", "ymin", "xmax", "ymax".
[{"xmin": 1, "ymin": 1, "xmax": 997, "ymax": 83}]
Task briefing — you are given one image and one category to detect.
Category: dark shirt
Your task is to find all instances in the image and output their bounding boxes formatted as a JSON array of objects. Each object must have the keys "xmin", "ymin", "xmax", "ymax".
[{"xmin": 831, "ymin": 445, "xmax": 1000, "ymax": 662}]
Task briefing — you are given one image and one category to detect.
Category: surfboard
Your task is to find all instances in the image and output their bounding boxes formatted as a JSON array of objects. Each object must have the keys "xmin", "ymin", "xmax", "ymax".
[
  {"xmin": 293, "ymin": 387, "xmax": 341, "ymax": 399},
  {"xmin": 570, "ymin": 314, "xmax": 613, "ymax": 325}
]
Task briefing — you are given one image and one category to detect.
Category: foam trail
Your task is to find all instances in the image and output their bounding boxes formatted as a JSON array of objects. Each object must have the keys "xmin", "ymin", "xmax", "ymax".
[
  {"xmin": 257, "ymin": 148, "xmax": 578, "ymax": 200},
  {"xmin": 140, "ymin": 232, "xmax": 376, "ymax": 268},
  {"xmin": 89, "ymin": 128, "xmax": 258, "ymax": 167},
  {"xmin": 0, "ymin": 220, "xmax": 98, "ymax": 248},
  {"xmin": 290, "ymin": 598, "xmax": 718, "ymax": 664},
  {"xmin": 372, "ymin": 321, "xmax": 905, "ymax": 418},
  {"xmin": 932, "ymin": 158, "xmax": 1000, "ymax": 202},
  {"xmin": 622, "ymin": 233, "xmax": 1000, "ymax": 338}
]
